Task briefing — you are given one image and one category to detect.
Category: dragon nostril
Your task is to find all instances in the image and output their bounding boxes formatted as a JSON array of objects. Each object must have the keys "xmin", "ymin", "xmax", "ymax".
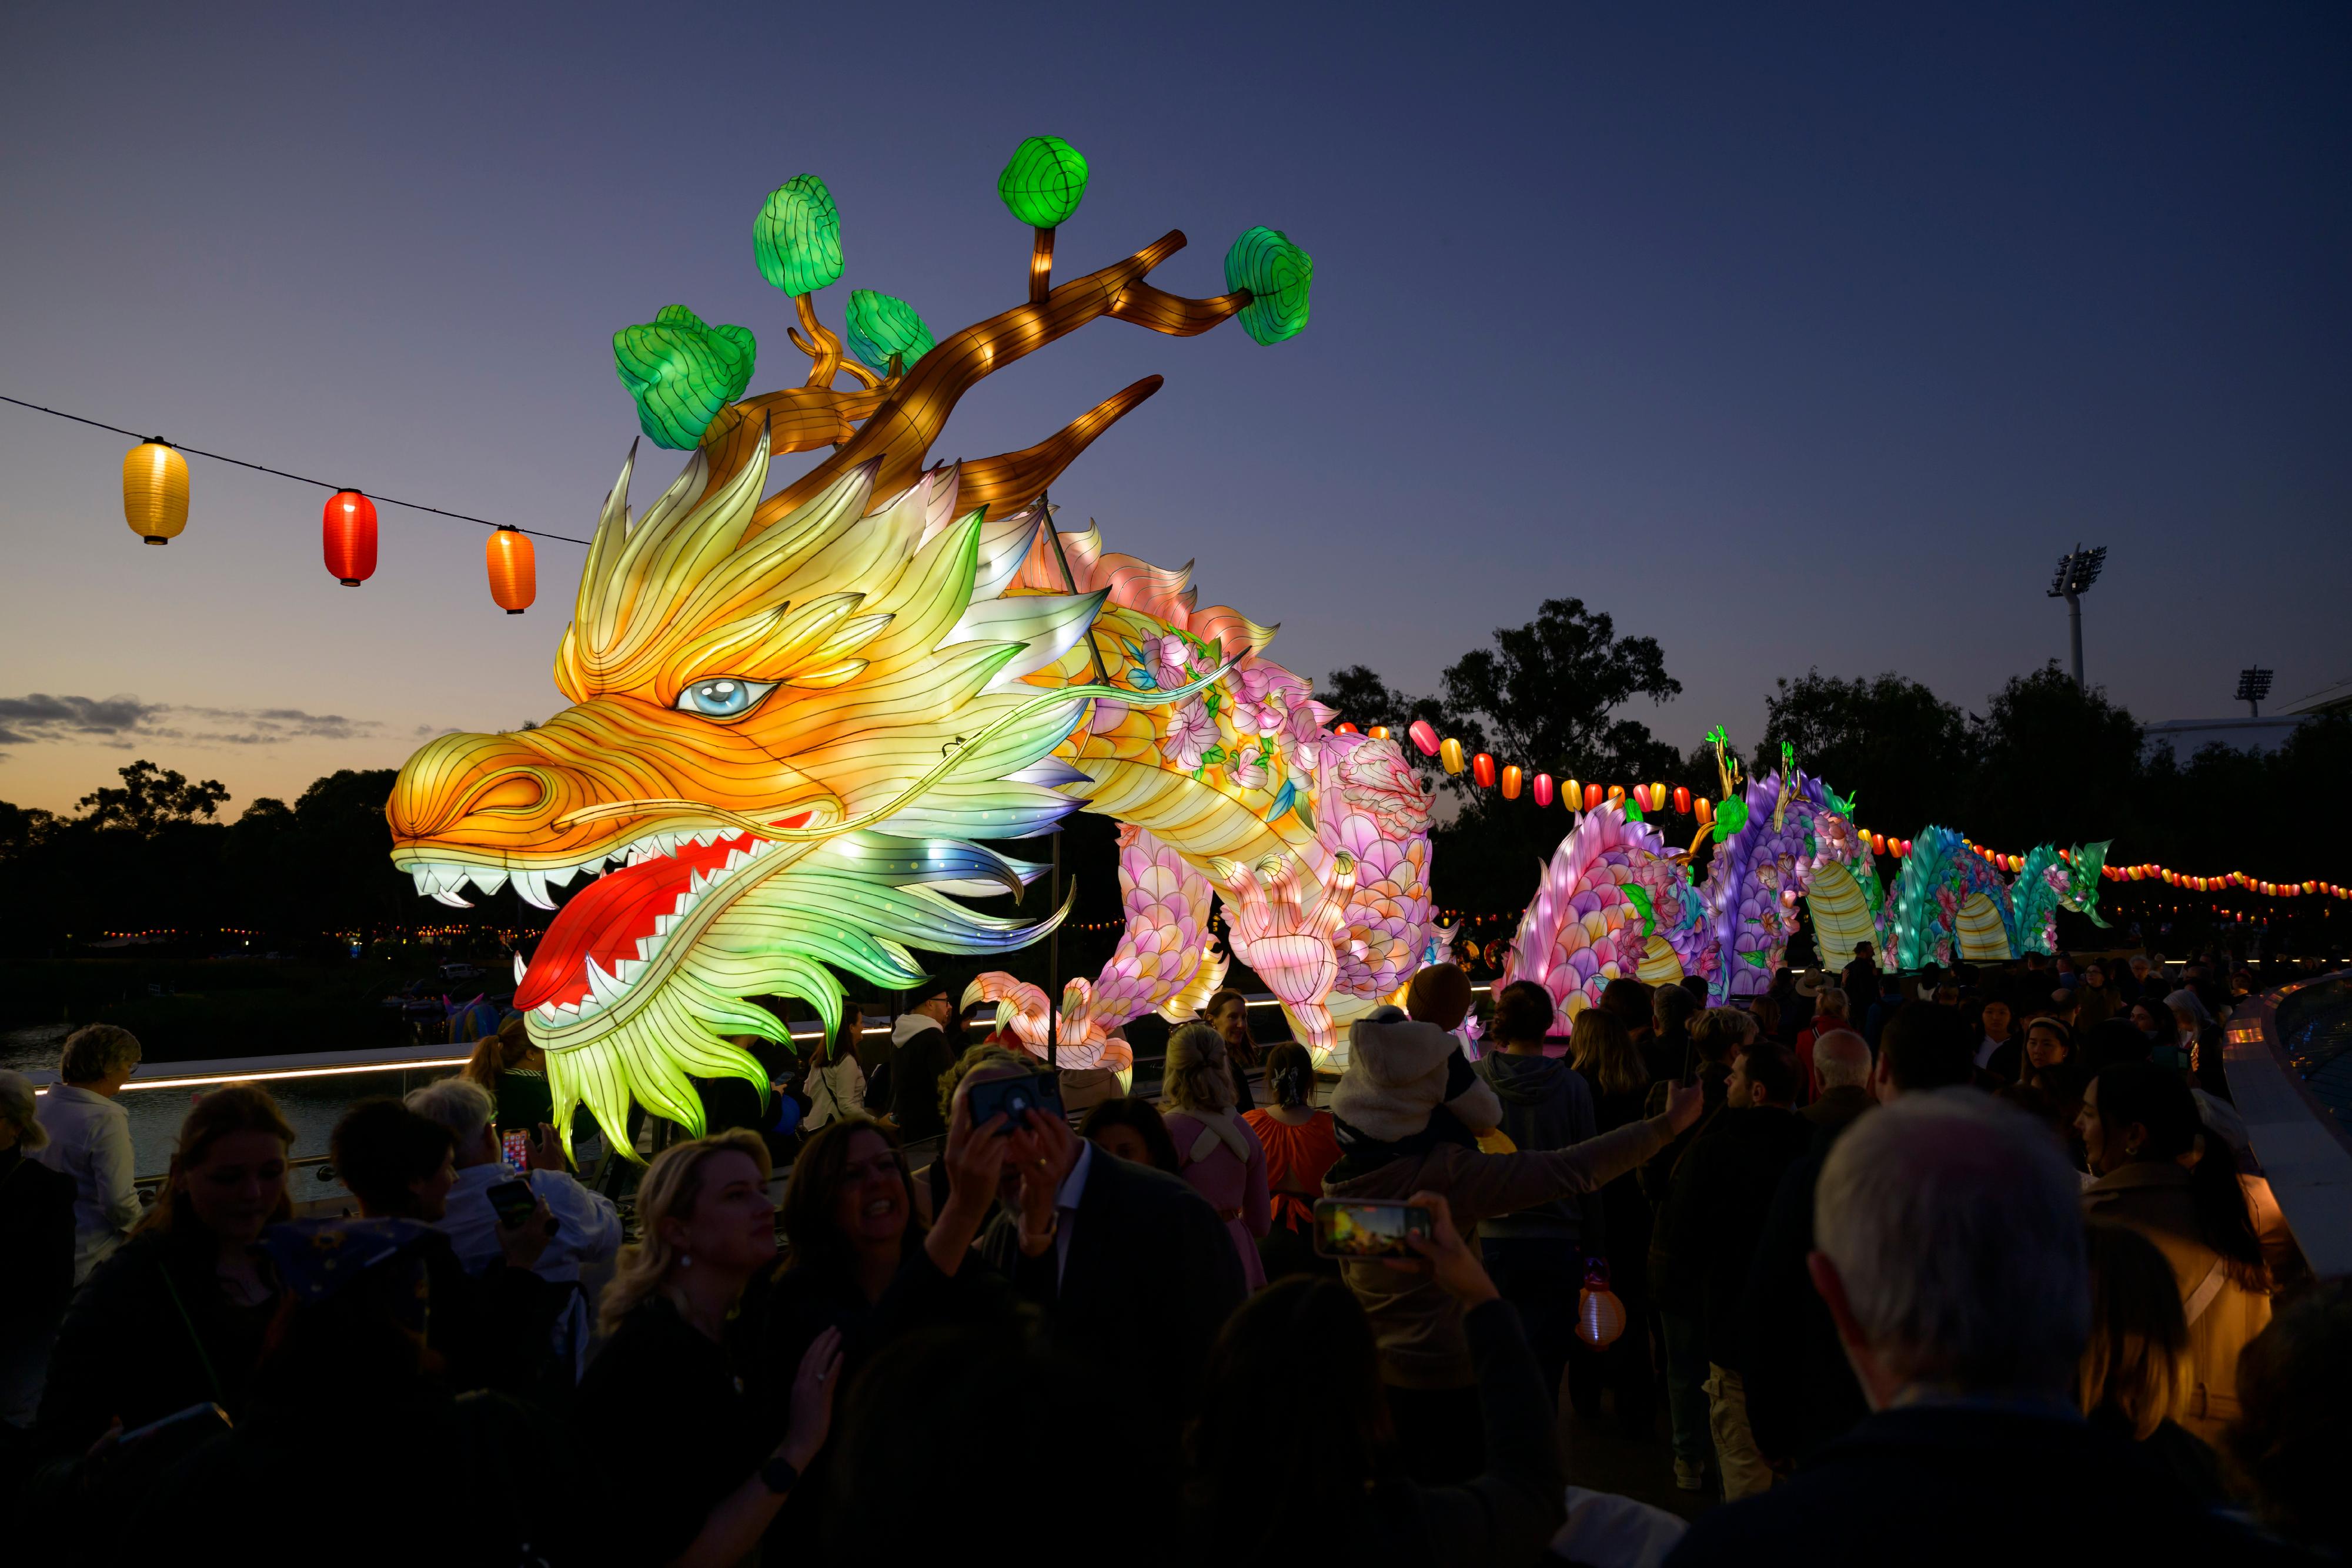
[{"xmin": 473, "ymin": 774, "xmax": 546, "ymax": 813}]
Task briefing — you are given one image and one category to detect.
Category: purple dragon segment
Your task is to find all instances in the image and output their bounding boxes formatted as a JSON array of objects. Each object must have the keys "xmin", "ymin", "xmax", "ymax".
[
  {"xmin": 1500, "ymin": 802, "xmax": 1678, "ymax": 1031},
  {"xmin": 1697, "ymin": 763, "xmax": 1867, "ymax": 1003}
]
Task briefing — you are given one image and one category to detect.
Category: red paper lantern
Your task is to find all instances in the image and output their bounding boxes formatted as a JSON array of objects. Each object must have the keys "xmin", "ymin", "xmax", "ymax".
[
  {"xmin": 1870, "ymin": 831, "xmax": 1886, "ymax": 855},
  {"xmin": 485, "ymin": 526, "xmax": 536, "ymax": 614},
  {"xmin": 1408, "ymin": 719, "xmax": 1440, "ymax": 757},
  {"xmin": 1583, "ymin": 782, "xmax": 1605, "ymax": 811},
  {"xmin": 1501, "ymin": 763, "xmax": 1523, "ymax": 800},
  {"xmin": 1532, "ymin": 772, "xmax": 1555, "ymax": 808},
  {"xmin": 1336, "ymin": 722, "xmax": 1360, "ymax": 734},
  {"xmin": 322, "ymin": 489, "xmax": 377, "ymax": 586},
  {"xmin": 1471, "ymin": 752, "xmax": 1497, "ymax": 789},
  {"xmin": 1673, "ymin": 785, "xmax": 1692, "ymax": 815},
  {"xmin": 1368, "ymin": 725, "xmax": 1391, "ymax": 741}
]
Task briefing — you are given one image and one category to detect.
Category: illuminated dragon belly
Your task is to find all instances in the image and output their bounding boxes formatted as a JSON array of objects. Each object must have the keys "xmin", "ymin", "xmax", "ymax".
[
  {"xmin": 1955, "ymin": 892, "xmax": 2013, "ymax": 963},
  {"xmin": 1637, "ymin": 934, "xmax": 1686, "ymax": 985},
  {"xmin": 1805, "ymin": 861, "xmax": 1877, "ymax": 970}
]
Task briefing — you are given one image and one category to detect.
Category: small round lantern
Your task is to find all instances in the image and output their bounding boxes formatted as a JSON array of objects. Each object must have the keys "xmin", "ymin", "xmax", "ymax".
[
  {"xmin": 1575, "ymin": 1259, "xmax": 1626, "ymax": 1350},
  {"xmin": 1439, "ymin": 737, "xmax": 1466, "ymax": 775},
  {"xmin": 1368, "ymin": 725, "xmax": 1391, "ymax": 741},
  {"xmin": 1673, "ymin": 785, "xmax": 1692, "ymax": 815},
  {"xmin": 1583, "ymin": 782, "xmax": 1605, "ymax": 812},
  {"xmin": 1471, "ymin": 752, "xmax": 1496, "ymax": 789},
  {"xmin": 1408, "ymin": 719, "xmax": 1439, "ymax": 758},
  {"xmin": 1695, "ymin": 797, "xmax": 1714, "ymax": 829},
  {"xmin": 1500, "ymin": 763, "xmax": 1522, "ymax": 800},
  {"xmin": 1532, "ymin": 773, "xmax": 1555, "ymax": 808},
  {"xmin": 1335, "ymin": 722, "xmax": 1360, "ymax": 734},
  {"xmin": 322, "ymin": 489, "xmax": 377, "ymax": 586},
  {"xmin": 485, "ymin": 526, "xmax": 536, "ymax": 614},
  {"xmin": 123, "ymin": 440, "xmax": 189, "ymax": 545}
]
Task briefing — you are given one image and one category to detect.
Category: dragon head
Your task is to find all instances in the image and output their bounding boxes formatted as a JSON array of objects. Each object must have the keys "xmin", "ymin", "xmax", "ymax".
[{"xmin": 386, "ymin": 431, "xmax": 1113, "ymax": 1152}]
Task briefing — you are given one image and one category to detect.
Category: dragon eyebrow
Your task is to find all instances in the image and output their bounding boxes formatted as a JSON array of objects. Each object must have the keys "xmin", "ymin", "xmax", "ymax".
[{"xmin": 555, "ymin": 661, "xmax": 1237, "ymax": 843}]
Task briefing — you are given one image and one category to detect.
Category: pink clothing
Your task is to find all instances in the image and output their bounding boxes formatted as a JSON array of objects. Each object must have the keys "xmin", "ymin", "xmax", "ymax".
[{"xmin": 1163, "ymin": 1109, "xmax": 1272, "ymax": 1290}]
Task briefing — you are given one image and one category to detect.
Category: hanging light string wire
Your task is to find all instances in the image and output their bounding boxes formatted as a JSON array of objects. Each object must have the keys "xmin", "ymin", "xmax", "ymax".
[{"xmin": 1, "ymin": 394, "xmax": 590, "ymax": 546}]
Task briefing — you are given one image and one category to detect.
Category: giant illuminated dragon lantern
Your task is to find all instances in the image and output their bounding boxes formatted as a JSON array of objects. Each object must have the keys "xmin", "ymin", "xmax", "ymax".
[{"xmin": 385, "ymin": 145, "xmax": 1439, "ymax": 1150}]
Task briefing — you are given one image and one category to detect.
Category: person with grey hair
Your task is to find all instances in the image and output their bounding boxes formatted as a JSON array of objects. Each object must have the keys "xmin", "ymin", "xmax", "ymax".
[
  {"xmin": 35, "ymin": 1023, "xmax": 144, "ymax": 1284},
  {"xmin": 405, "ymin": 1075, "xmax": 621, "ymax": 1375},
  {"xmin": 1669, "ymin": 1092, "xmax": 2292, "ymax": 1564},
  {"xmin": 1, "ymin": 1069, "xmax": 76, "ymax": 1426},
  {"xmin": 1803, "ymin": 1029, "xmax": 1873, "ymax": 1136}
]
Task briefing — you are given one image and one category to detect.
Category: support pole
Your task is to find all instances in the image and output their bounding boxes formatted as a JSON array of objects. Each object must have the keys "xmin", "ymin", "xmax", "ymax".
[
  {"xmin": 1047, "ymin": 827, "xmax": 1061, "ymax": 1071},
  {"xmin": 2066, "ymin": 593, "xmax": 2084, "ymax": 690}
]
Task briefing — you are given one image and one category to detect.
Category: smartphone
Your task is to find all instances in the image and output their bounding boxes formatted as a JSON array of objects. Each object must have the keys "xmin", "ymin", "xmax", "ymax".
[
  {"xmin": 118, "ymin": 1402, "xmax": 231, "ymax": 1450},
  {"xmin": 1313, "ymin": 1198, "xmax": 1435, "ymax": 1259},
  {"xmin": 500, "ymin": 1128, "xmax": 533, "ymax": 1169},
  {"xmin": 486, "ymin": 1177, "xmax": 539, "ymax": 1229},
  {"xmin": 965, "ymin": 1071, "xmax": 1064, "ymax": 1135}
]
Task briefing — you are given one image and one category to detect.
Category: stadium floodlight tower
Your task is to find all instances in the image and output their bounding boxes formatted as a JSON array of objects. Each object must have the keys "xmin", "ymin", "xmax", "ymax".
[
  {"xmin": 2046, "ymin": 543, "xmax": 2107, "ymax": 690},
  {"xmin": 2236, "ymin": 666, "xmax": 2274, "ymax": 718}
]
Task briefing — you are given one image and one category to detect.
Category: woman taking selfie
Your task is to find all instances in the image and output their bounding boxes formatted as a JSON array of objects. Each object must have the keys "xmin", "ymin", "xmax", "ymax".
[
  {"xmin": 573, "ymin": 1130, "xmax": 843, "ymax": 1568},
  {"xmin": 38, "ymin": 1082, "xmax": 295, "ymax": 1456}
]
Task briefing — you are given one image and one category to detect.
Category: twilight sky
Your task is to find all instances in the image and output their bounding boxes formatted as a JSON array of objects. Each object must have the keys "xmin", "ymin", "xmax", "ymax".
[{"xmin": 3, "ymin": 2, "xmax": 2347, "ymax": 815}]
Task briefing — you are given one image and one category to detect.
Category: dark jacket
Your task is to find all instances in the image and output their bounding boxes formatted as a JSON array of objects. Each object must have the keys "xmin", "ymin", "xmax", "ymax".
[
  {"xmin": 981, "ymin": 1146, "xmax": 1244, "ymax": 1436},
  {"xmin": 1638, "ymin": 1060, "xmax": 1727, "ymax": 1206},
  {"xmin": 1181, "ymin": 1298, "xmax": 1565, "ymax": 1568},
  {"xmin": 1472, "ymin": 1051, "xmax": 1599, "ymax": 1244},
  {"xmin": 887, "ymin": 1023, "xmax": 957, "ymax": 1144},
  {"xmin": 0, "ymin": 1146, "xmax": 75, "ymax": 1343},
  {"xmin": 1739, "ymin": 1124, "xmax": 1869, "ymax": 1463},
  {"xmin": 1663, "ymin": 1405, "xmax": 2304, "ymax": 1567},
  {"xmin": 1642, "ymin": 1024, "xmax": 1690, "ymax": 1089},
  {"xmin": 1649, "ymin": 1105, "xmax": 1812, "ymax": 1348},
  {"xmin": 1800, "ymin": 1084, "xmax": 1873, "ymax": 1134},
  {"xmin": 574, "ymin": 1295, "xmax": 769, "ymax": 1566},
  {"xmin": 1574, "ymin": 1066, "xmax": 1654, "ymax": 1304},
  {"xmin": 37, "ymin": 1226, "xmax": 284, "ymax": 1456}
]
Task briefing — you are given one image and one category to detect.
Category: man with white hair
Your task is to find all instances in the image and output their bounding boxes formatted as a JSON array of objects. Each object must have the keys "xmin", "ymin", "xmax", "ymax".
[
  {"xmin": 1669, "ymin": 1093, "xmax": 2293, "ymax": 1563},
  {"xmin": 405, "ymin": 1076, "xmax": 622, "ymax": 1374},
  {"xmin": 1802, "ymin": 1029, "xmax": 1873, "ymax": 1136}
]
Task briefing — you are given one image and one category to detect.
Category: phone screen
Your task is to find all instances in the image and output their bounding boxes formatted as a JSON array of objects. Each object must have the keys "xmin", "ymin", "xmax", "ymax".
[
  {"xmin": 500, "ymin": 1128, "xmax": 532, "ymax": 1169},
  {"xmin": 1313, "ymin": 1199, "xmax": 1434, "ymax": 1259},
  {"xmin": 966, "ymin": 1071, "xmax": 1063, "ymax": 1135}
]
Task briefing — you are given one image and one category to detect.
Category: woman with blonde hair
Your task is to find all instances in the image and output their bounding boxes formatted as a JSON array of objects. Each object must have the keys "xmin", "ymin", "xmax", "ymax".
[
  {"xmin": 1161, "ymin": 1019, "xmax": 1271, "ymax": 1289},
  {"xmin": 38, "ymin": 1082, "xmax": 295, "ymax": 1455},
  {"xmin": 2081, "ymin": 1219, "xmax": 2227, "ymax": 1502},
  {"xmin": 574, "ymin": 1129, "xmax": 843, "ymax": 1567},
  {"xmin": 462, "ymin": 1012, "xmax": 554, "ymax": 1134}
]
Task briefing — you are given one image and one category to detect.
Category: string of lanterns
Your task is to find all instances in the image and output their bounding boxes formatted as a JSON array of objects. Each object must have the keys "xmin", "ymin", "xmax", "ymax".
[
  {"xmin": 6, "ymin": 395, "xmax": 585, "ymax": 614},
  {"xmin": 1347, "ymin": 718, "xmax": 2351, "ymax": 905}
]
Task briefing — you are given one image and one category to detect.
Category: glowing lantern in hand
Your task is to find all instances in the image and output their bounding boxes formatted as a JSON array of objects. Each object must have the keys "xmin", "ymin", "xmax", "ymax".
[
  {"xmin": 485, "ymin": 526, "xmax": 536, "ymax": 614},
  {"xmin": 1408, "ymin": 719, "xmax": 1439, "ymax": 757},
  {"xmin": 1471, "ymin": 752, "xmax": 1496, "ymax": 788},
  {"xmin": 322, "ymin": 490, "xmax": 377, "ymax": 586},
  {"xmin": 122, "ymin": 440, "xmax": 189, "ymax": 545},
  {"xmin": 1576, "ymin": 1259, "xmax": 1626, "ymax": 1350},
  {"xmin": 1501, "ymin": 764, "xmax": 1522, "ymax": 800},
  {"xmin": 1533, "ymin": 773, "xmax": 1555, "ymax": 808}
]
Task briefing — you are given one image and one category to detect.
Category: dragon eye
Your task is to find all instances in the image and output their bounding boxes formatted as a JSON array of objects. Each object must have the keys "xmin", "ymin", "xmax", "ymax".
[{"xmin": 675, "ymin": 678, "xmax": 777, "ymax": 718}]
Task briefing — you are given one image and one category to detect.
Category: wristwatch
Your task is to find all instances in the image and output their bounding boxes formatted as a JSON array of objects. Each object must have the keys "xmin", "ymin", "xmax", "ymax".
[{"xmin": 760, "ymin": 1455, "xmax": 801, "ymax": 1495}]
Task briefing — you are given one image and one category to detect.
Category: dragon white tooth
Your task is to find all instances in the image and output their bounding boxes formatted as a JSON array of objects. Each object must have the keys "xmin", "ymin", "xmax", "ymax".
[
  {"xmin": 555, "ymin": 1000, "xmax": 580, "ymax": 1019},
  {"xmin": 689, "ymin": 868, "xmax": 714, "ymax": 895},
  {"xmin": 693, "ymin": 828, "xmax": 720, "ymax": 847},
  {"xmin": 584, "ymin": 958, "xmax": 626, "ymax": 1009},
  {"xmin": 514, "ymin": 954, "xmax": 528, "ymax": 984},
  {"xmin": 535, "ymin": 1002, "xmax": 563, "ymax": 1025},
  {"xmin": 410, "ymin": 867, "xmax": 431, "ymax": 894},
  {"xmin": 431, "ymin": 890, "xmax": 473, "ymax": 908},
  {"xmin": 652, "ymin": 913, "xmax": 674, "ymax": 938},
  {"xmin": 512, "ymin": 870, "xmax": 556, "ymax": 910},
  {"xmin": 612, "ymin": 958, "xmax": 642, "ymax": 985},
  {"xmin": 469, "ymin": 869, "xmax": 509, "ymax": 897},
  {"xmin": 546, "ymin": 864, "xmax": 577, "ymax": 887},
  {"xmin": 635, "ymin": 935, "xmax": 657, "ymax": 962},
  {"xmin": 723, "ymin": 848, "xmax": 749, "ymax": 872},
  {"xmin": 672, "ymin": 889, "xmax": 699, "ymax": 918}
]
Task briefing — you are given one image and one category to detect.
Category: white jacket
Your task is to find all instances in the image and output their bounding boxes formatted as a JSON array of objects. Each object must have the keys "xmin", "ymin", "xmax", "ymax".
[
  {"xmin": 36, "ymin": 1084, "xmax": 141, "ymax": 1284},
  {"xmin": 1330, "ymin": 1008, "xmax": 1502, "ymax": 1144},
  {"xmin": 804, "ymin": 1058, "xmax": 868, "ymax": 1131}
]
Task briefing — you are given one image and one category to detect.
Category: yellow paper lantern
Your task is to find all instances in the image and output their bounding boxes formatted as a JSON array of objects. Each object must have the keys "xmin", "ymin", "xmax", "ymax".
[
  {"xmin": 122, "ymin": 440, "xmax": 189, "ymax": 545},
  {"xmin": 1439, "ymin": 737, "xmax": 1465, "ymax": 775}
]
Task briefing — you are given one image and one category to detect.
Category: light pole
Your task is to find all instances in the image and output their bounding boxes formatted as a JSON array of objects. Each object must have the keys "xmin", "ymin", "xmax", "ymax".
[
  {"xmin": 2236, "ymin": 666, "xmax": 2273, "ymax": 718},
  {"xmin": 2046, "ymin": 544, "xmax": 2107, "ymax": 690}
]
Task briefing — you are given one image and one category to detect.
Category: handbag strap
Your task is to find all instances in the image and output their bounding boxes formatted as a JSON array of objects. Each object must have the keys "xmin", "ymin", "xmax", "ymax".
[{"xmin": 2183, "ymin": 1256, "xmax": 2230, "ymax": 1326}]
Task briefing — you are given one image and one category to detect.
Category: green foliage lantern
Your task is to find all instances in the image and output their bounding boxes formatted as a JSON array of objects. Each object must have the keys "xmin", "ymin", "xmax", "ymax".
[
  {"xmin": 843, "ymin": 290, "xmax": 937, "ymax": 375},
  {"xmin": 997, "ymin": 136, "xmax": 1090, "ymax": 228},
  {"xmin": 612, "ymin": 305, "xmax": 757, "ymax": 450},
  {"xmin": 754, "ymin": 174, "xmax": 844, "ymax": 296},
  {"xmin": 1224, "ymin": 226, "xmax": 1314, "ymax": 346}
]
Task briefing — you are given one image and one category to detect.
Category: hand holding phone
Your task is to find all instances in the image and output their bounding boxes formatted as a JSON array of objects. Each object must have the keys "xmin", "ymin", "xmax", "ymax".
[
  {"xmin": 1313, "ymin": 1198, "xmax": 1435, "ymax": 1259},
  {"xmin": 965, "ymin": 1070, "xmax": 1063, "ymax": 1137}
]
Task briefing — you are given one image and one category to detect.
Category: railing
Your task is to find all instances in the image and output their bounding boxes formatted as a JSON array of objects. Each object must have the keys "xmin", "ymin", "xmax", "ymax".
[{"xmin": 2222, "ymin": 971, "xmax": 2352, "ymax": 1279}]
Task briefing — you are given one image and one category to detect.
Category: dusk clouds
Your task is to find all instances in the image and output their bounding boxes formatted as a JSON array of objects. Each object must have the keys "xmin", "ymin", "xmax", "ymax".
[{"xmin": 0, "ymin": 693, "xmax": 384, "ymax": 753}]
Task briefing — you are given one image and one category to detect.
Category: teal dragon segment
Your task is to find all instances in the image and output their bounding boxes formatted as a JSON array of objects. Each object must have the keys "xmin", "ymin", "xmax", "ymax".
[{"xmin": 2008, "ymin": 840, "xmax": 2112, "ymax": 955}]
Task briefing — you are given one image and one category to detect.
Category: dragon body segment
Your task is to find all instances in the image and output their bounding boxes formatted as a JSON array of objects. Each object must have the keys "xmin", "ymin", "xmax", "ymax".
[{"xmin": 1499, "ymin": 803, "xmax": 1693, "ymax": 1028}]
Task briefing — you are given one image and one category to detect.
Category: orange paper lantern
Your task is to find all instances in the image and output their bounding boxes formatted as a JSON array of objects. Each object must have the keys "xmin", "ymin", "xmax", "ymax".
[
  {"xmin": 1367, "ymin": 724, "xmax": 1390, "ymax": 741},
  {"xmin": 485, "ymin": 526, "xmax": 536, "ymax": 614},
  {"xmin": 1500, "ymin": 763, "xmax": 1522, "ymax": 800},
  {"xmin": 322, "ymin": 490, "xmax": 377, "ymax": 586}
]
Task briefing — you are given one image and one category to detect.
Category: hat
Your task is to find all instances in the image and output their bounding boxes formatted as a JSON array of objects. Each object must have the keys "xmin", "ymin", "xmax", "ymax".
[{"xmin": 1795, "ymin": 971, "xmax": 1830, "ymax": 998}]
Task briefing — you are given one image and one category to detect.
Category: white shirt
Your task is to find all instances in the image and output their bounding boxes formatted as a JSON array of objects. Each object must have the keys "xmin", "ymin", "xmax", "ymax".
[
  {"xmin": 1052, "ymin": 1137, "xmax": 1095, "ymax": 1288},
  {"xmin": 437, "ymin": 1160, "xmax": 624, "ymax": 1376},
  {"xmin": 1974, "ymin": 1035, "xmax": 2004, "ymax": 1070},
  {"xmin": 803, "ymin": 1059, "xmax": 867, "ymax": 1132},
  {"xmin": 35, "ymin": 1084, "xmax": 141, "ymax": 1284}
]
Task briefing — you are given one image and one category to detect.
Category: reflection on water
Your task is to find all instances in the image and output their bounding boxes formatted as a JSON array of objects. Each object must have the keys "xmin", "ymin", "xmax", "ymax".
[{"xmin": 2279, "ymin": 975, "xmax": 2352, "ymax": 1126}]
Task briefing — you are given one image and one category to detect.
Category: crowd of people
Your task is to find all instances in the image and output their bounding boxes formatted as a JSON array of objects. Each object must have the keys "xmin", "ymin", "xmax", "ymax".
[{"xmin": 0, "ymin": 941, "xmax": 2348, "ymax": 1564}]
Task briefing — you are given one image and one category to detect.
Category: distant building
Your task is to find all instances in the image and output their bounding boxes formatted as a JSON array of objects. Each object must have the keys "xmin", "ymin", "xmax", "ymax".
[{"xmin": 2142, "ymin": 675, "xmax": 2351, "ymax": 758}]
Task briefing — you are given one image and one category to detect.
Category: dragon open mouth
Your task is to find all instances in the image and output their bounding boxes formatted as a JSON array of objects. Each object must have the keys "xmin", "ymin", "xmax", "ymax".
[{"xmin": 401, "ymin": 813, "xmax": 810, "ymax": 1028}]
